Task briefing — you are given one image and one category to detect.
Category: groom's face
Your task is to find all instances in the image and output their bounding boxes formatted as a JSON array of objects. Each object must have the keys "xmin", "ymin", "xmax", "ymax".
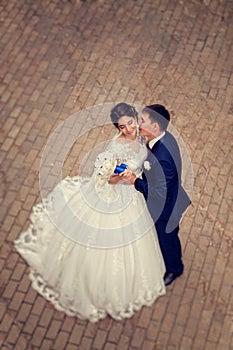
[{"xmin": 139, "ymin": 112, "xmax": 157, "ymax": 141}]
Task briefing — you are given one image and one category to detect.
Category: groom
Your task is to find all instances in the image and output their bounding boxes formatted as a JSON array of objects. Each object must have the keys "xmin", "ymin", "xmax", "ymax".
[{"xmin": 123, "ymin": 104, "xmax": 191, "ymax": 286}]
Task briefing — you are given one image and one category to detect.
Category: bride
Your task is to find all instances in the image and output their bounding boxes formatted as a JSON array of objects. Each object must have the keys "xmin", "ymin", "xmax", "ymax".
[{"xmin": 14, "ymin": 102, "xmax": 166, "ymax": 322}]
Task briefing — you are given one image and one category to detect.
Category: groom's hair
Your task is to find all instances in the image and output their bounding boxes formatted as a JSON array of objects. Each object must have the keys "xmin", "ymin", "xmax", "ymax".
[
  {"xmin": 142, "ymin": 104, "xmax": 170, "ymax": 131},
  {"xmin": 110, "ymin": 102, "xmax": 138, "ymax": 129}
]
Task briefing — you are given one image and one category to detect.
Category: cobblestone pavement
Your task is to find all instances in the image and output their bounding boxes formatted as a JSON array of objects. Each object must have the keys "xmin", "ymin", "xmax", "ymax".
[{"xmin": 0, "ymin": 0, "xmax": 233, "ymax": 349}]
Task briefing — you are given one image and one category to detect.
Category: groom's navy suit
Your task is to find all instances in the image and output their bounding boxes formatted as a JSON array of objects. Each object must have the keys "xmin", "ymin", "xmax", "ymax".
[{"xmin": 135, "ymin": 131, "xmax": 191, "ymax": 275}]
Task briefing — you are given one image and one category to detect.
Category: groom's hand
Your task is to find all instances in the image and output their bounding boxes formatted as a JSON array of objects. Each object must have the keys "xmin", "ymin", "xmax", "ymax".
[{"xmin": 119, "ymin": 168, "xmax": 137, "ymax": 185}]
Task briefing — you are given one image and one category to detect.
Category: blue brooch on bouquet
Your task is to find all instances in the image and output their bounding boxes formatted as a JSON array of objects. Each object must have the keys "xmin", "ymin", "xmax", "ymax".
[{"xmin": 114, "ymin": 163, "xmax": 127, "ymax": 174}]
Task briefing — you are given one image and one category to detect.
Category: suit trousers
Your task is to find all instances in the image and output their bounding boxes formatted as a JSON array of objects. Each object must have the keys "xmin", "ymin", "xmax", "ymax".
[{"xmin": 155, "ymin": 220, "xmax": 184, "ymax": 276}]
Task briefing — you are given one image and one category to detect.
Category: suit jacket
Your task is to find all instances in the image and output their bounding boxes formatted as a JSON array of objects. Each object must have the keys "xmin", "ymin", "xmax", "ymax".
[{"xmin": 135, "ymin": 131, "xmax": 191, "ymax": 232}]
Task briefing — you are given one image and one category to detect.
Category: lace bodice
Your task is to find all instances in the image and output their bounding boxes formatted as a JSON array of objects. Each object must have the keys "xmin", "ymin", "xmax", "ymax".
[{"xmin": 106, "ymin": 134, "xmax": 148, "ymax": 176}]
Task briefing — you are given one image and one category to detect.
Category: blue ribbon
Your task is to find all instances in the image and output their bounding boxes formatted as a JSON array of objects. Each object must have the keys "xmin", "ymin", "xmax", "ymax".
[{"xmin": 114, "ymin": 163, "xmax": 127, "ymax": 174}]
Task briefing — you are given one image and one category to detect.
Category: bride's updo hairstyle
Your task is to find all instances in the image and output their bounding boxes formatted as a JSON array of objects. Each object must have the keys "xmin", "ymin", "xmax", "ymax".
[{"xmin": 110, "ymin": 102, "xmax": 138, "ymax": 129}]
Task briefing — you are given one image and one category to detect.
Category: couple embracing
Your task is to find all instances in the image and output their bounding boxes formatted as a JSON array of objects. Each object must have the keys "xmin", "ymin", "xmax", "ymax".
[{"xmin": 15, "ymin": 102, "xmax": 191, "ymax": 322}]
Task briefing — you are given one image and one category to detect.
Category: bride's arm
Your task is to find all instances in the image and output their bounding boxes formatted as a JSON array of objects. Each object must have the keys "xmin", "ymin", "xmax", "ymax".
[{"xmin": 108, "ymin": 174, "xmax": 125, "ymax": 184}]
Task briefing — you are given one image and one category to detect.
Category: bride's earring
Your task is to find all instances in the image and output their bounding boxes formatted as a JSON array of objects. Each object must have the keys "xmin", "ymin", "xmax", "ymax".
[{"xmin": 136, "ymin": 123, "xmax": 140, "ymax": 138}]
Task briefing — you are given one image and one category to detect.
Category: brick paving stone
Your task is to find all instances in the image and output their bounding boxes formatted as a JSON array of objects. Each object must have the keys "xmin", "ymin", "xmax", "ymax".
[
  {"xmin": 5, "ymin": 324, "xmax": 21, "ymax": 345},
  {"xmin": 79, "ymin": 336, "xmax": 94, "ymax": 350},
  {"xmin": 160, "ymin": 312, "xmax": 176, "ymax": 334},
  {"xmin": 17, "ymin": 273, "xmax": 30, "ymax": 294},
  {"xmin": 11, "ymin": 263, "xmax": 26, "ymax": 282},
  {"xmin": 184, "ymin": 316, "xmax": 199, "ymax": 339},
  {"xmin": 84, "ymin": 322, "xmax": 98, "ymax": 338},
  {"xmin": 5, "ymin": 251, "xmax": 19, "ymax": 270},
  {"xmin": 137, "ymin": 307, "xmax": 153, "ymax": 329},
  {"xmin": 38, "ymin": 307, "xmax": 54, "ymax": 328},
  {"xmin": 23, "ymin": 313, "xmax": 39, "ymax": 335},
  {"xmin": 116, "ymin": 335, "xmax": 130, "ymax": 350},
  {"xmin": 46, "ymin": 319, "xmax": 62, "ymax": 340},
  {"xmin": 9, "ymin": 291, "xmax": 25, "ymax": 312},
  {"xmin": 15, "ymin": 334, "xmax": 30, "ymax": 350},
  {"xmin": 146, "ymin": 320, "xmax": 161, "ymax": 341},
  {"xmin": 156, "ymin": 331, "xmax": 170, "ymax": 350},
  {"xmin": 1, "ymin": 215, "xmax": 15, "ymax": 234},
  {"xmin": 16, "ymin": 303, "xmax": 32, "ymax": 323},
  {"xmin": 62, "ymin": 317, "xmax": 76, "ymax": 333},
  {"xmin": 165, "ymin": 293, "xmax": 183, "ymax": 318},
  {"xmin": 31, "ymin": 296, "xmax": 47, "ymax": 316},
  {"xmin": 217, "ymin": 315, "xmax": 233, "ymax": 350},
  {"xmin": 65, "ymin": 344, "xmax": 79, "ymax": 350},
  {"xmin": 31, "ymin": 326, "xmax": 47, "ymax": 348},
  {"xmin": 92, "ymin": 329, "xmax": 108, "ymax": 349},
  {"xmin": 69, "ymin": 323, "xmax": 85, "ymax": 345},
  {"xmin": 205, "ymin": 341, "xmax": 219, "ymax": 350},
  {"xmin": 40, "ymin": 338, "xmax": 54, "ymax": 350},
  {"xmin": 53, "ymin": 330, "xmax": 70, "ymax": 350},
  {"xmin": 98, "ymin": 316, "xmax": 113, "ymax": 332},
  {"xmin": 103, "ymin": 343, "xmax": 116, "ymax": 350},
  {"xmin": 169, "ymin": 324, "xmax": 185, "ymax": 349},
  {"xmin": 152, "ymin": 300, "xmax": 167, "ymax": 323},
  {"xmin": 107, "ymin": 322, "xmax": 123, "ymax": 343},
  {"xmin": 2, "ymin": 280, "xmax": 18, "ymax": 300},
  {"xmin": 141, "ymin": 339, "xmax": 157, "ymax": 350},
  {"xmin": 180, "ymin": 335, "xmax": 193, "ymax": 350},
  {"xmin": 131, "ymin": 327, "xmax": 146, "ymax": 348},
  {"xmin": 1, "ymin": 268, "xmax": 12, "ymax": 289},
  {"xmin": 0, "ymin": 335, "xmax": 6, "ymax": 350},
  {"xmin": 0, "ymin": 302, "xmax": 7, "ymax": 324},
  {"xmin": 0, "ymin": 313, "xmax": 14, "ymax": 334}
]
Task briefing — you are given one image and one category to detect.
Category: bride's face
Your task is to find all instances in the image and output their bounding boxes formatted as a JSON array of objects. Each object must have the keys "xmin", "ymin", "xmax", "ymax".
[{"xmin": 117, "ymin": 116, "xmax": 137, "ymax": 139}]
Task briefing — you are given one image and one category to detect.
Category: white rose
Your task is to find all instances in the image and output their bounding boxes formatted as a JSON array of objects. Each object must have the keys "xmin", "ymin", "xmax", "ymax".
[
  {"xmin": 144, "ymin": 161, "xmax": 151, "ymax": 171},
  {"xmin": 97, "ymin": 158, "xmax": 117, "ymax": 179},
  {"xmin": 94, "ymin": 151, "xmax": 117, "ymax": 180}
]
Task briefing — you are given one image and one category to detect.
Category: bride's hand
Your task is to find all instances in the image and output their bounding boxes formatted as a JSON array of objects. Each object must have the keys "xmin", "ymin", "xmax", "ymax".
[{"xmin": 108, "ymin": 175, "xmax": 123, "ymax": 184}]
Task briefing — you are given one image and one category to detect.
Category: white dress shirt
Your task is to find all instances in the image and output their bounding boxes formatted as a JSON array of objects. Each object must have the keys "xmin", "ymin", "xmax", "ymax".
[{"xmin": 148, "ymin": 131, "xmax": 165, "ymax": 149}]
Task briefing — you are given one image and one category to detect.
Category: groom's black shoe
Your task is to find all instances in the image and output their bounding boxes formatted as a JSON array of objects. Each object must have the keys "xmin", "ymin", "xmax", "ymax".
[{"xmin": 164, "ymin": 272, "xmax": 182, "ymax": 286}]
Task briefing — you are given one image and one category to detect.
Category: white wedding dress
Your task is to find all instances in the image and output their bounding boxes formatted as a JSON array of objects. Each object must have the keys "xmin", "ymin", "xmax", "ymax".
[{"xmin": 14, "ymin": 134, "xmax": 166, "ymax": 322}]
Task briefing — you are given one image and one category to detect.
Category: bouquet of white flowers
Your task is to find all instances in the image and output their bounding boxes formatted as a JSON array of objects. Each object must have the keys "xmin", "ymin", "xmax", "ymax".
[
  {"xmin": 94, "ymin": 151, "xmax": 128, "ymax": 180},
  {"xmin": 94, "ymin": 151, "xmax": 125, "ymax": 202},
  {"xmin": 94, "ymin": 151, "xmax": 117, "ymax": 180}
]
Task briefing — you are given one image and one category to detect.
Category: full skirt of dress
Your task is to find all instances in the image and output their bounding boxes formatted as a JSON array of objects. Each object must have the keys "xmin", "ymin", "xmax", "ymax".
[{"xmin": 14, "ymin": 175, "xmax": 166, "ymax": 322}]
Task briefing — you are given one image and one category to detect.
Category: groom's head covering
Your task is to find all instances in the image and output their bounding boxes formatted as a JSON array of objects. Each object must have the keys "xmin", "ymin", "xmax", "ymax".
[{"xmin": 142, "ymin": 104, "xmax": 170, "ymax": 131}]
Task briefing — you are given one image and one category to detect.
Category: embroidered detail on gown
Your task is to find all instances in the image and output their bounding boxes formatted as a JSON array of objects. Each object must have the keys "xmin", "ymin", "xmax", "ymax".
[{"xmin": 14, "ymin": 135, "xmax": 166, "ymax": 322}]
